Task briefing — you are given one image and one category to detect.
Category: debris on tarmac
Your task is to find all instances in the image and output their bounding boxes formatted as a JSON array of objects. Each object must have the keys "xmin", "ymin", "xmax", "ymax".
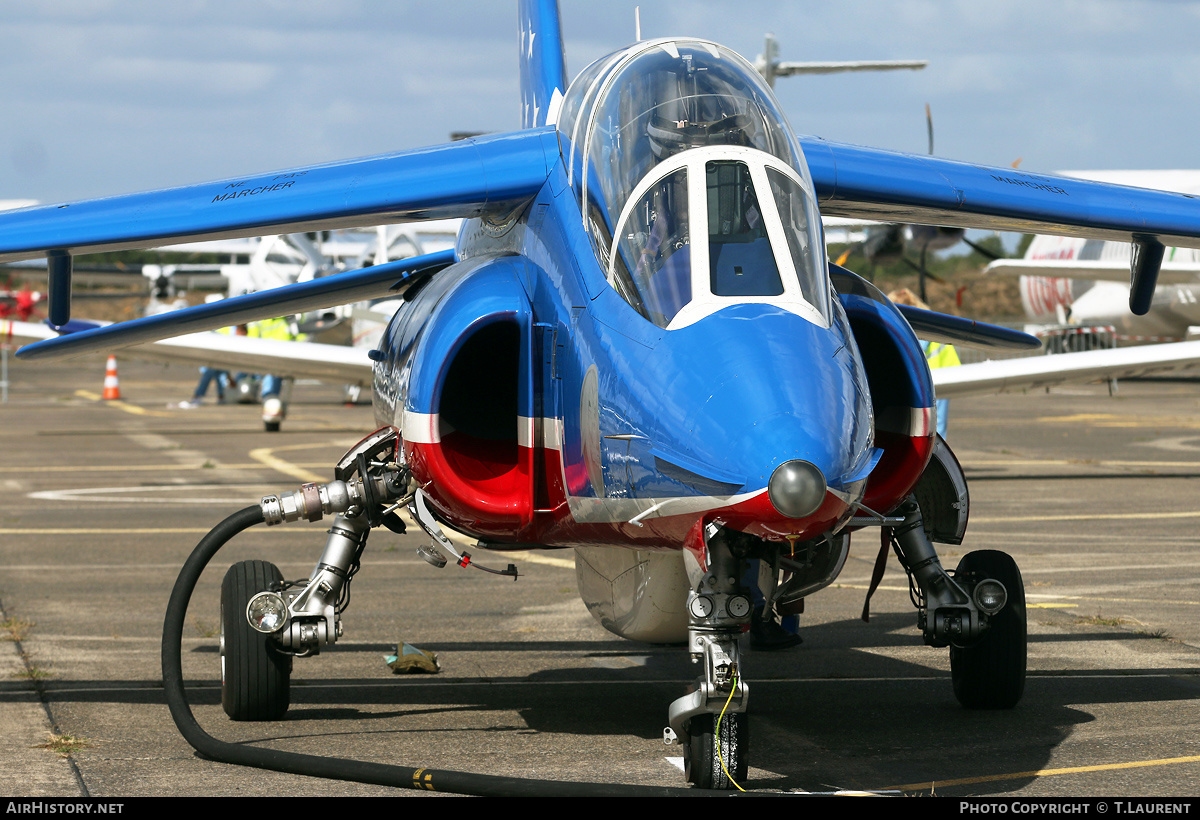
[{"xmin": 385, "ymin": 641, "xmax": 440, "ymax": 674}]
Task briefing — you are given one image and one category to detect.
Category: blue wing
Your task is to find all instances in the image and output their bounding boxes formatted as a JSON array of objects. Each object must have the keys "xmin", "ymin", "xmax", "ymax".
[
  {"xmin": 0, "ymin": 129, "xmax": 556, "ymax": 263},
  {"xmin": 803, "ymin": 137, "xmax": 1200, "ymax": 248}
]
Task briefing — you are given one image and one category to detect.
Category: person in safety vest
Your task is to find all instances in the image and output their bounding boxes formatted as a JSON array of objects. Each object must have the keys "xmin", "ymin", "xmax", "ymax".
[{"xmin": 247, "ymin": 316, "xmax": 305, "ymax": 431}]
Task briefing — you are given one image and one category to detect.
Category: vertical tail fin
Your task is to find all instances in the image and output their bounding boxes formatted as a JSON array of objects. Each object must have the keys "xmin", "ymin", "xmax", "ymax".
[{"xmin": 518, "ymin": 0, "xmax": 567, "ymax": 128}]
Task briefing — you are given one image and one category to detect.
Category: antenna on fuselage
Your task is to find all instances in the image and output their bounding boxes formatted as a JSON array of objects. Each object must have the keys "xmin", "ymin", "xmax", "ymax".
[{"xmin": 635, "ymin": 6, "xmax": 642, "ymax": 41}]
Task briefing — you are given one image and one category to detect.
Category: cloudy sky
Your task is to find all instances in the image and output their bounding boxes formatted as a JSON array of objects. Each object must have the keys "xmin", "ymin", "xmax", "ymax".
[{"xmin": 4, "ymin": 0, "xmax": 1200, "ymax": 204}]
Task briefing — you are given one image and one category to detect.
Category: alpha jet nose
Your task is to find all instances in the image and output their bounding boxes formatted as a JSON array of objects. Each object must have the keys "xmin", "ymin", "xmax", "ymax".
[{"xmin": 767, "ymin": 459, "xmax": 828, "ymax": 519}]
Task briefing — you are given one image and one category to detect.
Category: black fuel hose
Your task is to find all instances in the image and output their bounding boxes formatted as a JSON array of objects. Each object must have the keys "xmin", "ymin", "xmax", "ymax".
[{"xmin": 162, "ymin": 505, "xmax": 730, "ymax": 796}]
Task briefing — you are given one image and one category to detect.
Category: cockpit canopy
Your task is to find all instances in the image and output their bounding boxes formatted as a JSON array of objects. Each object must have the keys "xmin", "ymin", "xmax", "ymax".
[{"xmin": 556, "ymin": 39, "xmax": 829, "ymax": 330}]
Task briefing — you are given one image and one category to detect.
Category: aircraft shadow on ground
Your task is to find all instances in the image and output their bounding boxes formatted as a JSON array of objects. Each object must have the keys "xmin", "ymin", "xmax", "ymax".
[{"xmin": 10, "ymin": 613, "xmax": 1197, "ymax": 794}]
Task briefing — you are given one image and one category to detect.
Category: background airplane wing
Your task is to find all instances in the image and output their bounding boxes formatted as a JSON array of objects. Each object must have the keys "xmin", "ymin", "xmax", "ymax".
[
  {"xmin": 934, "ymin": 340, "xmax": 1200, "ymax": 398},
  {"xmin": 984, "ymin": 258, "xmax": 1200, "ymax": 285},
  {"xmin": 2, "ymin": 319, "xmax": 56, "ymax": 347},
  {"xmin": 3, "ymin": 318, "xmax": 371, "ymax": 383},
  {"xmin": 123, "ymin": 332, "xmax": 373, "ymax": 384}
]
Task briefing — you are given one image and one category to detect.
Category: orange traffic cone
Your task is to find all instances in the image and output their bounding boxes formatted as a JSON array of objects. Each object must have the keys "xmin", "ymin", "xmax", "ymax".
[{"xmin": 102, "ymin": 355, "xmax": 121, "ymax": 400}]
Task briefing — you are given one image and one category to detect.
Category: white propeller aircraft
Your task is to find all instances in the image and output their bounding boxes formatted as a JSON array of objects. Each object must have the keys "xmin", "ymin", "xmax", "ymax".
[{"xmin": 986, "ymin": 171, "xmax": 1200, "ymax": 344}]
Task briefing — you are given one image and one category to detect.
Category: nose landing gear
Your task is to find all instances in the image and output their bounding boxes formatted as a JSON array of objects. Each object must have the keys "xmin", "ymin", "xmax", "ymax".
[{"xmin": 665, "ymin": 523, "xmax": 752, "ymax": 790}]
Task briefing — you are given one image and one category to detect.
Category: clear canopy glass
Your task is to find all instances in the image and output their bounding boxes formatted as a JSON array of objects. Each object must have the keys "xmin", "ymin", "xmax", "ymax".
[{"xmin": 557, "ymin": 39, "xmax": 827, "ymax": 329}]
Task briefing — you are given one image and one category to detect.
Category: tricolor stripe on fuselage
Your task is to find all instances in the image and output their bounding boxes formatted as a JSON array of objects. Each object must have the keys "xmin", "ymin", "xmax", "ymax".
[{"xmin": 398, "ymin": 407, "xmax": 930, "ymax": 549}]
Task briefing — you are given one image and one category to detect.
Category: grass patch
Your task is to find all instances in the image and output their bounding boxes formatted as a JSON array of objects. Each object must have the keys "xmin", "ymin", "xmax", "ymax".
[
  {"xmin": 1137, "ymin": 628, "xmax": 1175, "ymax": 641},
  {"xmin": 14, "ymin": 666, "xmax": 52, "ymax": 680},
  {"xmin": 39, "ymin": 732, "xmax": 89, "ymax": 758},
  {"xmin": 191, "ymin": 617, "xmax": 218, "ymax": 638},
  {"xmin": 1074, "ymin": 614, "xmax": 1129, "ymax": 627},
  {"xmin": 0, "ymin": 617, "xmax": 34, "ymax": 642}
]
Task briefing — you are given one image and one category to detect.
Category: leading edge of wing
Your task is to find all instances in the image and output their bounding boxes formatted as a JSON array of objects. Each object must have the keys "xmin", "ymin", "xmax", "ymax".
[
  {"xmin": 803, "ymin": 137, "xmax": 1200, "ymax": 250},
  {"xmin": 16, "ymin": 249, "xmax": 455, "ymax": 361},
  {"xmin": 0, "ymin": 128, "xmax": 558, "ymax": 263},
  {"xmin": 934, "ymin": 340, "xmax": 1200, "ymax": 399}
]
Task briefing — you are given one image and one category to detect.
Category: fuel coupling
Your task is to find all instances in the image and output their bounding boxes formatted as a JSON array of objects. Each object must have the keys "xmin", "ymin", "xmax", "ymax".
[
  {"xmin": 259, "ymin": 426, "xmax": 413, "ymax": 527},
  {"xmin": 260, "ymin": 472, "xmax": 412, "ymax": 526},
  {"xmin": 261, "ymin": 480, "xmax": 362, "ymax": 525}
]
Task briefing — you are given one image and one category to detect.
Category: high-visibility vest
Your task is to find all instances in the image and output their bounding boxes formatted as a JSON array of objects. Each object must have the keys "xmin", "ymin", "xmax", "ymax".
[{"xmin": 923, "ymin": 341, "xmax": 960, "ymax": 370}]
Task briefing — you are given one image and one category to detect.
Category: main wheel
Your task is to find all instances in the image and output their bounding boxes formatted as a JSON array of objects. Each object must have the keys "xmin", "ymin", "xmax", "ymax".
[
  {"xmin": 950, "ymin": 549, "xmax": 1026, "ymax": 709},
  {"xmin": 685, "ymin": 712, "xmax": 748, "ymax": 789},
  {"xmin": 220, "ymin": 560, "xmax": 292, "ymax": 721}
]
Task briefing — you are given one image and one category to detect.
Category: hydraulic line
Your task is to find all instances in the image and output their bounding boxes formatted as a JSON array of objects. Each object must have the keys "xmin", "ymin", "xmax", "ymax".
[{"xmin": 162, "ymin": 505, "xmax": 729, "ymax": 797}]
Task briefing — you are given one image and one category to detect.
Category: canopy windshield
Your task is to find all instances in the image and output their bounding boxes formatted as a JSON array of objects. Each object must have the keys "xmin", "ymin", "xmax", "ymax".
[{"xmin": 558, "ymin": 39, "xmax": 809, "ymax": 235}]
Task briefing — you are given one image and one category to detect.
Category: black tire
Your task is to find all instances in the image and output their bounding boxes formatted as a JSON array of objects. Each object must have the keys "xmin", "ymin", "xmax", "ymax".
[
  {"xmin": 264, "ymin": 420, "xmax": 281, "ymax": 433},
  {"xmin": 950, "ymin": 549, "xmax": 1026, "ymax": 709},
  {"xmin": 221, "ymin": 560, "xmax": 291, "ymax": 721},
  {"xmin": 685, "ymin": 712, "xmax": 748, "ymax": 789}
]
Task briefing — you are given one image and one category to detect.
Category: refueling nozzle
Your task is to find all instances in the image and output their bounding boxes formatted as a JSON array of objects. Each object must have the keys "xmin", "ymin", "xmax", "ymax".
[{"xmin": 261, "ymin": 480, "xmax": 362, "ymax": 526}]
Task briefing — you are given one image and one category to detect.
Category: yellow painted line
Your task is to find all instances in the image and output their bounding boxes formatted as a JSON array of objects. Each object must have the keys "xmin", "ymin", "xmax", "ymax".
[
  {"xmin": 966, "ymin": 458, "xmax": 1200, "ymax": 468},
  {"xmin": 889, "ymin": 754, "xmax": 1200, "ymax": 792},
  {"xmin": 0, "ymin": 462, "xmax": 329, "ymax": 473},
  {"xmin": 1038, "ymin": 413, "xmax": 1123, "ymax": 423},
  {"xmin": 73, "ymin": 389, "xmax": 172, "ymax": 417},
  {"xmin": 249, "ymin": 447, "xmax": 328, "ymax": 484},
  {"xmin": 973, "ymin": 510, "xmax": 1200, "ymax": 524},
  {"xmin": 834, "ymin": 583, "xmax": 909, "ymax": 593},
  {"xmin": 1036, "ymin": 413, "xmax": 1200, "ymax": 429},
  {"xmin": 498, "ymin": 550, "xmax": 575, "ymax": 570},
  {"xmin": 1028, "ymin": 594, "xmax": 1200, "ymax": 607},
  {"xmin": 0, "ymin": 528, "xmax": 293, "ymax": 535},
  {"xmin": 440, "ymin": 528, "xmax": 575, "ymax": 570},
  {"xmin": 836, "ymin": 585, "xmax": 1200, "ymax": 608}
]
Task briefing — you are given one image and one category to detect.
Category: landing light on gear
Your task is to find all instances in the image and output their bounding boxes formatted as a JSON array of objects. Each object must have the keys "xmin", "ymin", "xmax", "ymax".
[
  {"xmin": 973, "ymin": 578, "xmax": 1007, "ymax": 615},
  {"xmin": 246, "ymin": 591, "xmax": 289, "ymax": 634}
]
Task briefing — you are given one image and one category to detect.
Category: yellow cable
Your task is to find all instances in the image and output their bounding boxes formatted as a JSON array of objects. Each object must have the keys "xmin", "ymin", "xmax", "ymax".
[{"xmin": 714, "ymin": 674, "xmax": 746, "ymax": 792}]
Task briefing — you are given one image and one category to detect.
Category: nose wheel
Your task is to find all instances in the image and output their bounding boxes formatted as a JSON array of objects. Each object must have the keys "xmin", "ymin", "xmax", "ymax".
[
  {"xmin": 220, "ymin": 560, "xmax": 292, "ymax": 721},
  {"xmin": 950, "ymin": 549, "xmax": 1027, "ymax": 709},
  {"xmin": 684, "ymin": 712, "xmax": 748, "ymax": 790}
]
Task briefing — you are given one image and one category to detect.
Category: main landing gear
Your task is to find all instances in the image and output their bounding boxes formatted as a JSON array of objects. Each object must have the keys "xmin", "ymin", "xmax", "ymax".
[
  {"xmin": 886, "ymin": 437, "xmax": 1028, "ymax": 710},
  {"xmin": 887, "ymin": 498, "xmax": 1027, "ymax": 708},
  {"xmin": 213, "ymin": 427, "xmax": 518, "ymax": 725},
  {"xmin": 949, "ymin": 550, "xmax": 1026, "ymax": 709},
  {"xmin": 217, "ymin": 429, "xmax": 409, "ymax": 719}
]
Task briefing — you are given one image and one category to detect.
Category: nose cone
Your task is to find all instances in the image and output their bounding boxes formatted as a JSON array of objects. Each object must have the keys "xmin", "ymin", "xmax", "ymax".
[{"xmin": 768, "ymin": 459, "xmax": 827, "ymax": 519}]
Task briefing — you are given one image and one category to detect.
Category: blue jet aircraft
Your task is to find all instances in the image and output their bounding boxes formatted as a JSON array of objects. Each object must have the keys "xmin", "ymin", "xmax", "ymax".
[{"xmin": 7, "ymin": 0, "xmax": 1200, "ymax": 793}]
